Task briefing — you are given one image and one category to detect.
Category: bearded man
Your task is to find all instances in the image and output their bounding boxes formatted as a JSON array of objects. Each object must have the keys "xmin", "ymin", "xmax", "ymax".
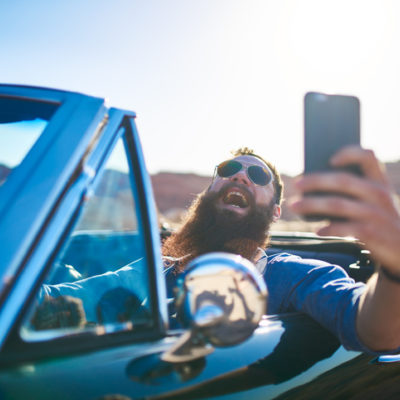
[
  {"xmin": 162, "ymin": 148, "xmax": 363, "ymax": 344},
  {"xmin": 161, "ymin": 147, "xmax": 400, "ymax": 355},
  {"xmin": 162, "ymin": 147, "xmax": 283, "ymax": 274}
]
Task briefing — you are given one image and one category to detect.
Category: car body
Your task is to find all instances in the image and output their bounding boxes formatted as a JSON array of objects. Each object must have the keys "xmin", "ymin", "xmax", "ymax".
[{"xmin": 0, "ymin": 84, "xmax": 400, "ymax": 400}]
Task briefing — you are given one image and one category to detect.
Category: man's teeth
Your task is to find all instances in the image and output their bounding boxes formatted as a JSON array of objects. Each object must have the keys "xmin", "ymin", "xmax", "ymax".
[
  {"xmin": 230, "ymin": 191, "xmax": 245, "ymax": 200},
  {"xmin": 224, "ymin": 191, "xmax": 248, "ymax": 207}
]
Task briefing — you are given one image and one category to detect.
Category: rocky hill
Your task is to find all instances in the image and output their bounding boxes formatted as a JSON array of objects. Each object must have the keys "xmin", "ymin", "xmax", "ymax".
[
  {"xmin": 151, "ymin": 172, "xmax": 211, "ymax": 220},
  {"xmin": 2, "ymin": 159, "xmax": 399, "ymax": 227},
  {"xmin": 151, "ymin": 160, "xmax": 400, "ymax": 224},
  {"xmin": 151, "ymin": 172, "xmax": 303, "ymax": 222}
]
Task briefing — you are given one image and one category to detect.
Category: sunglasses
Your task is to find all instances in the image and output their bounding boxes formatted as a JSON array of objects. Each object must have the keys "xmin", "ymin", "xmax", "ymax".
[{"xmin": 215, "ymin": 159, "xmax": 274, "ymax": 186}]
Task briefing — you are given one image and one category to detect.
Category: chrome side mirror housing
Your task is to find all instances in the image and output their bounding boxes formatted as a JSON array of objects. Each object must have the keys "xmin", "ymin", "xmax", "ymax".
[{"xmin": 162, "ymin": 252, "xmax": 268, "ymax": 363}]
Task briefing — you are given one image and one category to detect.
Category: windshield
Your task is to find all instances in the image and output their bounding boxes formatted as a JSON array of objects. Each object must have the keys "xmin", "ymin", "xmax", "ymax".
[{"xmin": 0, "ymin": 97, "xmax": 58, "ymax": 187}]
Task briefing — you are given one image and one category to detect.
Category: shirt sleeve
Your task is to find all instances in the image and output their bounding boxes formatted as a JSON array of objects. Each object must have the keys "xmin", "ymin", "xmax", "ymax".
[
  {"xmin": 40, "ymin": 258, "xmax": 148, "ymax": 323},
  {"xmin": 264, "ymin": 252, "xmax": 369, "ymax": 353}
]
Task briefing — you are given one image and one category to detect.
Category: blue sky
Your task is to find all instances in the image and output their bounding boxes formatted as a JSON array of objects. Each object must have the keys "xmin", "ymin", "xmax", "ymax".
[{"xmin": 2, "ymin": 0, "xmax": 400, "ymax": 177}]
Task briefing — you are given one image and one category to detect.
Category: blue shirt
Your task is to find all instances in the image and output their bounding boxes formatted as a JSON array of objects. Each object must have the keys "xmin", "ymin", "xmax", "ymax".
[
  {"xmin": 40, "ymin": 258, "xmax": 149, "ymax": 323},
  {"xmin": 264, "ymin": 252, "xmax": 366, "ymax": 352}
]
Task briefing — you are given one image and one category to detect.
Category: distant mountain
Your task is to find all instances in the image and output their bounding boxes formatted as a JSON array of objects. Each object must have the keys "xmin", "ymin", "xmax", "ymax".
[
  {"xmin": 150, "ymin": 161, "xmax": 400, "ymax": 222},
  {"xmin": 151, "ymin": 172, "xmax": 211, "ymax": 215},
  {"xmin": 150, "ymin": 171, "xmax": 296, "ymax": 221},
  {"xmin": 75, "ymin": 161, "xmax": 400, "ymax": 227},
  {"xmin": 94, "ymin": 169, "xmax": 131, "ymax": 196}
]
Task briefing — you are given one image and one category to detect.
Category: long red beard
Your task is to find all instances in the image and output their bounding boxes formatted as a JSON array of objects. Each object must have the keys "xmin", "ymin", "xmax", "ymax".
[{"xmin": 162, "ymin": 184, "xmax": 275, "ymax": 272}]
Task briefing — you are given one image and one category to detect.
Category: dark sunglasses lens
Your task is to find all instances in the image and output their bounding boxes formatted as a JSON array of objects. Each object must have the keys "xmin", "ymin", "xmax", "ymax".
[
  {"xmin": 217, "ymin": 160, "xmax": 242, "ymax": 177},
  {"xmin": 248, "ymin": 165, "xmax": 270, "ymax": 186}
]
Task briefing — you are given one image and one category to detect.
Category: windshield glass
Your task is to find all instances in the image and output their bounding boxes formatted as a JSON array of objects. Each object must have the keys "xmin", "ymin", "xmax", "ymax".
[{"xmin": 0, "ymin": 97, "xmax": 58, "ymax": 187}]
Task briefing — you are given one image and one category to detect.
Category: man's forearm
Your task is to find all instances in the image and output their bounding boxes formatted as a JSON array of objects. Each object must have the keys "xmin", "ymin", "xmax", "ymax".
[{"xmin": 357, "ymin": 272, "xmax": 400, "ymax": 352}]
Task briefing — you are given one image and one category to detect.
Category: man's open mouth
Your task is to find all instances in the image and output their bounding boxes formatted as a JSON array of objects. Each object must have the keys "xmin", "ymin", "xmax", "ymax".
[{"xmin": 222, "ymin": 190, "xmax": 249, "ymax": 209}]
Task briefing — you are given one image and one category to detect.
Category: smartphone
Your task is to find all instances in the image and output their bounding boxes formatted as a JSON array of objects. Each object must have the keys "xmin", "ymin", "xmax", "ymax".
[
  {"xmin": 303, "ymin": 92, "xmax": 361, "ymax": 220},
  {"xmin": 304, "ymin": 91, "xmax": 361, "ymax": 175}
]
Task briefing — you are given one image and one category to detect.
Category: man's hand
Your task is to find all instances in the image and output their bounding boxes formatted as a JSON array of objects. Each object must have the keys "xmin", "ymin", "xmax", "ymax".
[
  {"xmin": 290, "ymin": 146, "xmax": 400, "ymax": 275},
  {"xmin": 31, "ymin": 295, "xmax": 87, "ymax": 331},
  {"xmin": 290, "ymin": 146, "xmax": 400, "ymax": 351}
]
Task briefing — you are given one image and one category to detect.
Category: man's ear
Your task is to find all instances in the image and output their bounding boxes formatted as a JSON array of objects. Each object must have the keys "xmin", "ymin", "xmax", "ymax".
[{"xmin": 272, "ymin": 204, "xmax": 281, "ymax": 222}]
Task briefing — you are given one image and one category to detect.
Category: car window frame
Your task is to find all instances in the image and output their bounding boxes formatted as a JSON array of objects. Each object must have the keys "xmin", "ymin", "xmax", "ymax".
[
  {"xmin": 0, "ymin": 86, "xmax": 107, "ymax": 303},
  {"xmin": 122, "ymin": 115, "xmax": 168, "ymax": 332},
  {"xmin": 0, "ymin": 109, "xmax": 167, "ymax": 365}
]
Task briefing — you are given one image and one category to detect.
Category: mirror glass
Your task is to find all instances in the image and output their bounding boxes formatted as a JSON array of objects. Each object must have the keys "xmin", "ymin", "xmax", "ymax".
[{"xmin": 176, "ymin": 252, "xmax": 267, "ymax": 346}]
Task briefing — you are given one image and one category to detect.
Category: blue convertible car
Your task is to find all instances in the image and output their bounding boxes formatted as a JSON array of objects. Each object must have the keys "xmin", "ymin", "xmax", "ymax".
[{"xmin": 0, "ymin": 85, "xmax": 399, "ymax": 399}]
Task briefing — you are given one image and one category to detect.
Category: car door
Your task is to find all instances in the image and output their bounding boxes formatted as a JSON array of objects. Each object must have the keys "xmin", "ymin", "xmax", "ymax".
[{"xmin": 0, "ymin": 86, "xmax": 174, "ymax": 399}]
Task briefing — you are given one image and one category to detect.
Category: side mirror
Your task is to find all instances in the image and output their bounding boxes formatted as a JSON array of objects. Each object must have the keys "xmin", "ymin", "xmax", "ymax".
[{"xmin": 162, "ymin": 252, "xmax": 268, "ymax": 363}]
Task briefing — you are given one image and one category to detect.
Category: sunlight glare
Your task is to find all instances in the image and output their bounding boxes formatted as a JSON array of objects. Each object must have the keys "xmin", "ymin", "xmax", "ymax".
[{"xmin": 281, "ymin": 0, "xmax": 392, "ymax": 89}]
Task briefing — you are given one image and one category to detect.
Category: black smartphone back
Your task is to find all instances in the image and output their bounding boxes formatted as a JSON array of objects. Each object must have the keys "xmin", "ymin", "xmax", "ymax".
[
  {"xmin": 304, "ymin": 92, "xmax": 360, "ymax": 175},
  {"xmin": 303, "ymin": 92, "xmax": 361, "ymax": 221}
]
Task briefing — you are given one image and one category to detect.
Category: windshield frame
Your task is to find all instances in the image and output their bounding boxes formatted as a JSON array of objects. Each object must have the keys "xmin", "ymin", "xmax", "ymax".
[{"xmin": 0, "ymin": 85, "xmax": 106, "ymax": 308}]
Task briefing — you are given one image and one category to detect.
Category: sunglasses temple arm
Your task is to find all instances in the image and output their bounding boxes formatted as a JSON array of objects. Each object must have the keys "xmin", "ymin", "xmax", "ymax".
[{"xmin": 211, "ymin": 166, "xmax": 218, "ymax": 184}]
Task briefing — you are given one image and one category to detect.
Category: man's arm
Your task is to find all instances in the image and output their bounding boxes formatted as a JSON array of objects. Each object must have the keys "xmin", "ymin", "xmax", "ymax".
[
  {"xmin": 290, "ymin": 146, "xmax": 400, "ymax": 351},
  {"xmin": 40, "ymin": 258, "xmax": 148, "ymax": 324}
]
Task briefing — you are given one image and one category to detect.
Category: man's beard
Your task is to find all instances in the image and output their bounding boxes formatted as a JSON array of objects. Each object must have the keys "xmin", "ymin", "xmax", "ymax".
[{"xmin": 162, "ymin": 182, "xmax": 276, "ymax": 271}]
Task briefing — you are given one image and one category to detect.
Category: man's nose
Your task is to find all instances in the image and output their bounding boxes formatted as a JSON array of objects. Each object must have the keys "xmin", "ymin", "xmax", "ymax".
[{"xmin": 230, "ymin": 170, "xmax": 250, "ymax": 186}]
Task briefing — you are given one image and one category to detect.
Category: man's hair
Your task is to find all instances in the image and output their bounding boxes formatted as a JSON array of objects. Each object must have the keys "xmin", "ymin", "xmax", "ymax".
[{"xmin": 231, "ymin": 147, "xmax": 284, "ymax": 205}]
